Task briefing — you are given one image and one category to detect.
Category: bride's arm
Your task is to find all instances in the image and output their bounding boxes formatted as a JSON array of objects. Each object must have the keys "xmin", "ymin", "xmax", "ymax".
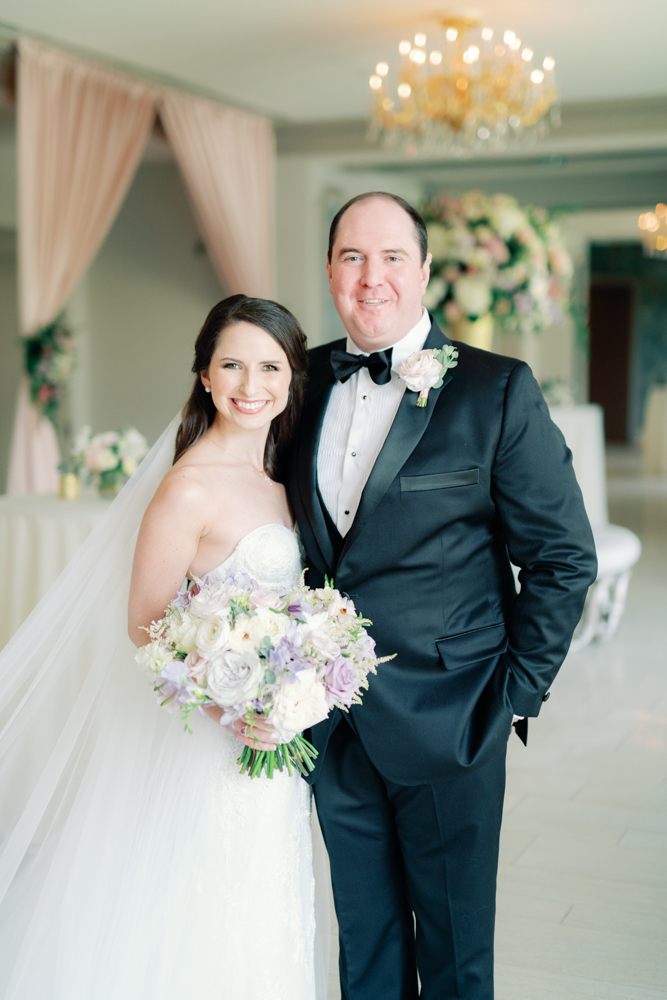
[{"xmin": 128, "ymin": 470, "xmax": 207, "ymax": 647}]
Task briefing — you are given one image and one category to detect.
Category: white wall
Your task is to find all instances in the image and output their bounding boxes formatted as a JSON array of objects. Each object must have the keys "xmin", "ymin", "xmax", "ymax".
[
  {"xmin": 72, "ymin": 160, "xmax": 224, "ymax": 446},
  {"xmin": 276, "ymin": 154, "xmax": 423, "ymax": 349}
]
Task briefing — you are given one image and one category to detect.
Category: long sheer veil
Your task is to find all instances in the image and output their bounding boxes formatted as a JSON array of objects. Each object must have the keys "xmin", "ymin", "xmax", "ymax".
[{"xmin": 0, "ymin": 414, "xmax": 330, "ymax": 998}]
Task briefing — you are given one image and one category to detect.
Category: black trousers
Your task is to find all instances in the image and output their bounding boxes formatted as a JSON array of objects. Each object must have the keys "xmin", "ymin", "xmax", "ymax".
[{"xmin": 314, "ymin": 717, "xmax": 507, "ymax": 1000}]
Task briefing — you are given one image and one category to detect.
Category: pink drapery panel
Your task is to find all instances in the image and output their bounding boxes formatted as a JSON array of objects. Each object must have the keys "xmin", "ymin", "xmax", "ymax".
[
  {"xmin": 8, "ymin": 39, "xmax": 156, "ymax": 494},
  {"xmin": 159, "ymin": 91, "xmax": 275, "ymax": 298}
]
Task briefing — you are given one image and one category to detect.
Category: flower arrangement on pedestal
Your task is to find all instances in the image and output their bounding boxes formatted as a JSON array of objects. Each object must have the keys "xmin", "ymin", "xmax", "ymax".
[
  {"xmin": 421, "ymin": 191, "xmax": 573, "ymax": 349},
  {"xmin": 23, "ymin": 316, "xmax": 77, "ymax": 424},
  {"xmin": 70, "ymin": 425, "xmax": 149, "ymax": 497}
]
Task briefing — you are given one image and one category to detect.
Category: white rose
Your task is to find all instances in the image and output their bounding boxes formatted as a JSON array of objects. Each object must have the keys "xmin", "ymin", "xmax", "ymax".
[
  {"xmin": 399, "ymin": 350, "xmax": 443, "ymax": 392},
  {"xmin": 421, "ymin": 277, "xmax": 447, "ymax": 311},
  {"xmin": 269, "ymin": 668, "xmax": 330, "ymax": 741},
  {"xmin": 309, "ymin": 630, "xmax": 341, "ymax": 661},
  {"xmin": 94, "ymin": 431, "xmax": 119, "ymax": 448},
  {"xmin": 170, "ymin": 609, "xmax": 199, "ymax": 654},
  {"xmin": 195, "ymin": 616, "xmax": 232, "ymax": 653},
  {"xmin": 189, "ymin": 583, "xmax": 233, "ymax": 618},
  {"xmin": 302, "ymin": 611, "xmax": 329, "ymax": 632},
  {"xmin": 529, "ymin": 274, "xmax": 550, "ymax": 304},
  {"xmin": 121, "ymin": 457, "xmax": 138, "ymax": 477},
  {"xmin": 118, "ymin": 427, "xmax": 149, "ymax": 461},
  {"xmin": 205, "ymin": 649, "xmax": 263, "ymax": 707},
  {"xmin": 425, "ymin": 222, "xmax": 450, "ymax": 259},
  {"xmin": 85, "ymin": 445, "xmax": 118, "ymax": 473},
  {"xmin": 255, "ymin": 607, "xmax": 289, "ymax": 642},
  {"xmin": 135, "ymin": 641, "xmax": 173, "ymax": 675},
  {"xmin": 490, "ymin": 203, "xmax": 526, "ymax": 239},
  {"xmin": 453, "ymin": 276, "xmax": 492, "ymax": 318}
]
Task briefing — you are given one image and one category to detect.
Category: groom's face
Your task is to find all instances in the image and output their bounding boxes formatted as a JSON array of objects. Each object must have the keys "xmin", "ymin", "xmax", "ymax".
[{"xmin": 326, "ymin": 197, "xmax": 431, "ymax": 352}]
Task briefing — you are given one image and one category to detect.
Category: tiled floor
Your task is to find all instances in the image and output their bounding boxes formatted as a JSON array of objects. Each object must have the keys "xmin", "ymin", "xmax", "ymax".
[{"xmin": 326, "ymin": 453, "xmax": 667, "ymax": 998}]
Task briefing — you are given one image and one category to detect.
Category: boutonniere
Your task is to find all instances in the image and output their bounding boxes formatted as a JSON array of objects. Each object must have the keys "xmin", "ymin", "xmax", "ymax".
[{"xmin": 398, "ymin": 346, "xmax": 459, "ymax": 407}]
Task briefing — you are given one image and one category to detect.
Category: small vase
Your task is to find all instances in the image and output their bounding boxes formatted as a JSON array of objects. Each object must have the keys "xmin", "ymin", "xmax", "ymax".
[
  {"xmin": 98, "ymin": 470, "xmax": 122, "ymax": 499},
  {"xmin": 450, "ymin": 312, "xmax": 494, "ymax": 351},
  {"xmin": 59, "ymin": 472, "xmax": 81, "ymax": 501}
]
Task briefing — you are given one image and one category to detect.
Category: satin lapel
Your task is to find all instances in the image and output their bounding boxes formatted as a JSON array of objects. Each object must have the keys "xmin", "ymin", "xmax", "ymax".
[
  {"xmin": 338, "ymin": 320, "xmax": 453, "ymax": 565},
  {"xmin": 296, "ymin": 349, "xmax": 340, "ymax": 574}
]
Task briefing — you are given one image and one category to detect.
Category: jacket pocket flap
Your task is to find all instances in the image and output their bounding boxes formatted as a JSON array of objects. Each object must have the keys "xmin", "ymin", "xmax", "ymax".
[
  {"xmin": 436, "ymin": 623, "xmax": 508, "ymax": 670},
  {"xmin": 400, "ymin": 469, "xmax": 479, "ymax": 492}
]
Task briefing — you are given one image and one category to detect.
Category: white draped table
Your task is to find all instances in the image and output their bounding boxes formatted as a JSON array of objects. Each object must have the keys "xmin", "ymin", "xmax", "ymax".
[
  {"xmin": 0, "ymin": 493, "xmax": 112, "ymax": 648},
  {"xmin": 641, "ymin": 385, "xmax": 667, "ymax": 474}
]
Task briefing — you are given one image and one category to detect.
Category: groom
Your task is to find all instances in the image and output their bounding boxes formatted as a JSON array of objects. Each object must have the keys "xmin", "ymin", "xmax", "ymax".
[{"xmin": 288, "ymin": 192, "xmax": 596, "ymax": 999}]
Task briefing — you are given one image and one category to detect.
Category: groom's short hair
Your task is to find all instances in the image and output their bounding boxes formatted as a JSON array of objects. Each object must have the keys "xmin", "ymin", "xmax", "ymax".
[{"xmin": 327, "ymin": 192, "xmax": 428, "ymax": 265}]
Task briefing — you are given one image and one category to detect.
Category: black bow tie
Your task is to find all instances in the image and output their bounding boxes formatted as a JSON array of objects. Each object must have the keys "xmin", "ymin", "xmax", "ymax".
[{"xmin": 330, "ymin": 347, "xmax": 394, "ymax": 386}]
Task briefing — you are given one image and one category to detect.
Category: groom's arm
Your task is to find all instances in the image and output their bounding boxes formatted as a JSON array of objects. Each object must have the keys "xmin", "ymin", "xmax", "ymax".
[{"xmin": 491, "ymin": 362, "xmax": 598, "ymax": 719}]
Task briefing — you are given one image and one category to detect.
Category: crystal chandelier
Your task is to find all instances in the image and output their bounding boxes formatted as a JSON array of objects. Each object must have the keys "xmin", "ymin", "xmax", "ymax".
[
  {"xmin": 638, "ymin": 204, "xmax": 667, "ymax": 256},
  {"xmin": 368, "ymin": 17, "xmax": 559, "ymax": 153}
]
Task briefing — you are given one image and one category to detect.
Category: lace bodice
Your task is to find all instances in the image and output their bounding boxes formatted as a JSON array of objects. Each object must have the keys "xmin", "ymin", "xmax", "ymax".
[{"xmin": 205, "ymin": 523, "xmax": 303, "ymax": 591}]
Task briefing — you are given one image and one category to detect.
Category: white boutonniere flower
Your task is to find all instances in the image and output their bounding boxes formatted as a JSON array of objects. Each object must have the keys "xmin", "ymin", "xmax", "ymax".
[{"xmin": 398, "ymin": 345, "xmax": 459, "ymax": 407}]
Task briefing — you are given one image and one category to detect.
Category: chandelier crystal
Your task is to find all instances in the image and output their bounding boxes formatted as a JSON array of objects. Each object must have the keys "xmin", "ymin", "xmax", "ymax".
[
  {"xmin": 368, "ymin": 17, "xmax": 559, "ymax": 152},
  {"xmin": 638, "ymin": 204, "xmax": 667, "ymax": 256}
]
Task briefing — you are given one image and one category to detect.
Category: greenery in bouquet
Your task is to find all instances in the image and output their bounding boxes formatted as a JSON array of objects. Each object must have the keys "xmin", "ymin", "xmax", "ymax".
[
  {"xmin": 23, "ymin": 315, "xmax": 77, "ymax": 425},
  {"xmin": 421, "ymin": 191, "xmax": 574, "ymax": 336},
  {"xmin": 70, "ymin": 425, "xmax": 149, "ymax": 495}
]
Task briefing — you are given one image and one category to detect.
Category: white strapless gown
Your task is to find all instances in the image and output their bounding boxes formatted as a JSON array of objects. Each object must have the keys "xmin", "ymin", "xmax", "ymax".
[{"xmin": 1, "ymin": 524, "xmax": 326, "ymax": 1000}]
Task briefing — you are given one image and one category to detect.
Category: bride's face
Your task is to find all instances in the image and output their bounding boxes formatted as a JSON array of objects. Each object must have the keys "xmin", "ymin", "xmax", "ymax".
[{"xmin": 202, "ymin": 321, "xmax": 292, "ymax": 431}]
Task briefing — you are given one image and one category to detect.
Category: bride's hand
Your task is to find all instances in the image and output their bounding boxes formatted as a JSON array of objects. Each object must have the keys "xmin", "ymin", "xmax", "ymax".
[{"xmin": 231, "ymin": 713, "xmax": 279, "ymax": 751}]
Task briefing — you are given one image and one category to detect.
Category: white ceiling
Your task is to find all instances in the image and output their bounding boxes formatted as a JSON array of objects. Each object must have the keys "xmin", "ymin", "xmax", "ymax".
[{"xmin": 0, "ymin": 0, "xmax": 666, "ymax": 121}]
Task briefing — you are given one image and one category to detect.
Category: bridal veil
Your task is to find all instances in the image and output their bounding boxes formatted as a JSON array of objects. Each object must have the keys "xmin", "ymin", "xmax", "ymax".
[{"xmin": 0, "ymin": 415, "xmax": 330, "ymax": 998}]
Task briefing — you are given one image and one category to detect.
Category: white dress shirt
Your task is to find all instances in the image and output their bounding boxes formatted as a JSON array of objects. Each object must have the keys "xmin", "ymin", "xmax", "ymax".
[{"xmin": 318, "ymin": 308, "xmax": 432, "ymax": 536}]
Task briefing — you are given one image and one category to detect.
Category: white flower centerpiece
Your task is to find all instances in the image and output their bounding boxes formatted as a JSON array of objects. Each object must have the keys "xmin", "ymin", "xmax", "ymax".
[
  {"xmin": 421, "ymin": 191, "xmax": 574, "ymax": 350},
  {"xmin": 71, "ymin": 425, "xmax": 149, "ymax": 498}
]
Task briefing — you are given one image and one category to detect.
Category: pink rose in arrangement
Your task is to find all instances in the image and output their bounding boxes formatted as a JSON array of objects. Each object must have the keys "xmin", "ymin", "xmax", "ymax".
[
  {"xmin": 398, "ymin": 350, "xmax": 443, "ymax": 392},
  {"xmin": 399, "ymin": 345, "xmax": 458, "ymax": 408}
]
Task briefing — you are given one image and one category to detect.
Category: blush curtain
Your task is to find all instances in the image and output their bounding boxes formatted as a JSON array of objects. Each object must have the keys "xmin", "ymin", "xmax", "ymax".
[
  {"xmin": 7, "ymin": 40, "xmax": 275, "ymax": 495},
  {"xmin": 160, "ymin": 90, "xmax": 275, "ymax": 298},
  {"xmin": 7, "ymin": 39, "xmax": 157, "ymax": 495}
]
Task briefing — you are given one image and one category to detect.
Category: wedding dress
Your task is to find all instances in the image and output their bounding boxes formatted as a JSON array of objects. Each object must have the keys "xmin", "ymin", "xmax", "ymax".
[{"xmin": 0, "ymin": 419, "xmax": 329, "ymax": 999}]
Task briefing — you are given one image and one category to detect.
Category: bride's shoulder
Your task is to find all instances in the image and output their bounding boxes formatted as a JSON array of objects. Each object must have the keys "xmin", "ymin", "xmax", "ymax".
[{"xmin": 151, "ymin": 450, "xmax": 219, "ymax": 515}]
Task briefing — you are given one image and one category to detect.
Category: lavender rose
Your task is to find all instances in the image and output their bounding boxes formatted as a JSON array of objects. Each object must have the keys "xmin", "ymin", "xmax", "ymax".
[
  {"xmin": 325, "ymin": 655, "xmax": 360, "ymax": 707},
  {"xmin": 205, "ymin": 649, "xmax": 263, "ymax": 706}
]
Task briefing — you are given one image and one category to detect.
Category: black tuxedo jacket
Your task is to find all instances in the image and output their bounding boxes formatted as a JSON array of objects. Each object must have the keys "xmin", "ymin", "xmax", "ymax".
[{"xmin": 288, "ymin": 318, "xmax": 597, "ymax": 785}]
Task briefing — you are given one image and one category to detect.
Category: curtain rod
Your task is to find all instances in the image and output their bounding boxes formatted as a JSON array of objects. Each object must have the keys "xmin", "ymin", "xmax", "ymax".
[{"xmin": 0, "ymin": 17, "xmax": 282, "ymax": 122}]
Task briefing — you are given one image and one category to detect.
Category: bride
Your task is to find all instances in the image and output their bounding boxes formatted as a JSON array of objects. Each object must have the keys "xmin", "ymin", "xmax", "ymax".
[{"xmin": 0, "ymin": 295, "xmax": 329, "ymax": 999}]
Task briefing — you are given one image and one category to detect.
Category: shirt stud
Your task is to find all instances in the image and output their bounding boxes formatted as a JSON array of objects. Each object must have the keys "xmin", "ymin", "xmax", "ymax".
[{"xmin": 351, "ymin": 451, "xmax": 356, "ymax": 457}]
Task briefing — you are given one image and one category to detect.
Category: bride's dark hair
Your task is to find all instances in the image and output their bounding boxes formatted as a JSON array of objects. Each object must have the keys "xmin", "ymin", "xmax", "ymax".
[{"xmin": 173, "ymin": 294, "xmax": 308, "ymax": 480}]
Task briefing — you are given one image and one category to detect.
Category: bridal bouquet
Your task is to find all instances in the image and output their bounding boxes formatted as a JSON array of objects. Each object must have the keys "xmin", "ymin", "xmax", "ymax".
[{"xmin": 136, "ymin": 569, "xmax": 389, "ymax": 778}]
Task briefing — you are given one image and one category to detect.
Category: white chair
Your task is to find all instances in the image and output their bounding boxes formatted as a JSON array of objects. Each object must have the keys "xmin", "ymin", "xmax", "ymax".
[{"xmin": 513, "ymin": 405, "xmax": 641, "ymax": 652}]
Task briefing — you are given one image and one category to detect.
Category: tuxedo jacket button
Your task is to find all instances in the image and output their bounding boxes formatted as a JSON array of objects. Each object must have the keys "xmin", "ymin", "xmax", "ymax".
[{"xmin": 543, "ymin": 692, "xmax": 550, "ymax": 702}]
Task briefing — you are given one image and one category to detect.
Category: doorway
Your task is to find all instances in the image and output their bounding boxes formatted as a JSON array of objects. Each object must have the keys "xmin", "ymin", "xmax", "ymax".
[{"xmin": 588, "ymin": 282, "xmax": 634, "ymax": 442}]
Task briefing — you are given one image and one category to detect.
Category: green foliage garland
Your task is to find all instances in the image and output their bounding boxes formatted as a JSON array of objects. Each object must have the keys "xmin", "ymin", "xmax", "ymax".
[{"xmin": 23, "ymin": 316, "xmax": 76, "ymax": 425}]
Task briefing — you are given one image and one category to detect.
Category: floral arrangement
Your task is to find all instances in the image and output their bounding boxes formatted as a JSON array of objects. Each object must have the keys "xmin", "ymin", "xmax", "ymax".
[
  {"xmin": 421, "ymin": 191, "xmax": 574, "ymax": 335},
  {"xmin": 23, "ymin": 316, "xmax": 77, "ymax": 424},
  {"xmin": 399, "ymin": 344, "xmax": 459, "ymax": 407},
  {"xmin": 70, "ymin": 425, "xmax": 149, "ymax": 496},
  {"xmin": 136, "ymin": 569, "xmax": 391, "ymax": 779}
]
